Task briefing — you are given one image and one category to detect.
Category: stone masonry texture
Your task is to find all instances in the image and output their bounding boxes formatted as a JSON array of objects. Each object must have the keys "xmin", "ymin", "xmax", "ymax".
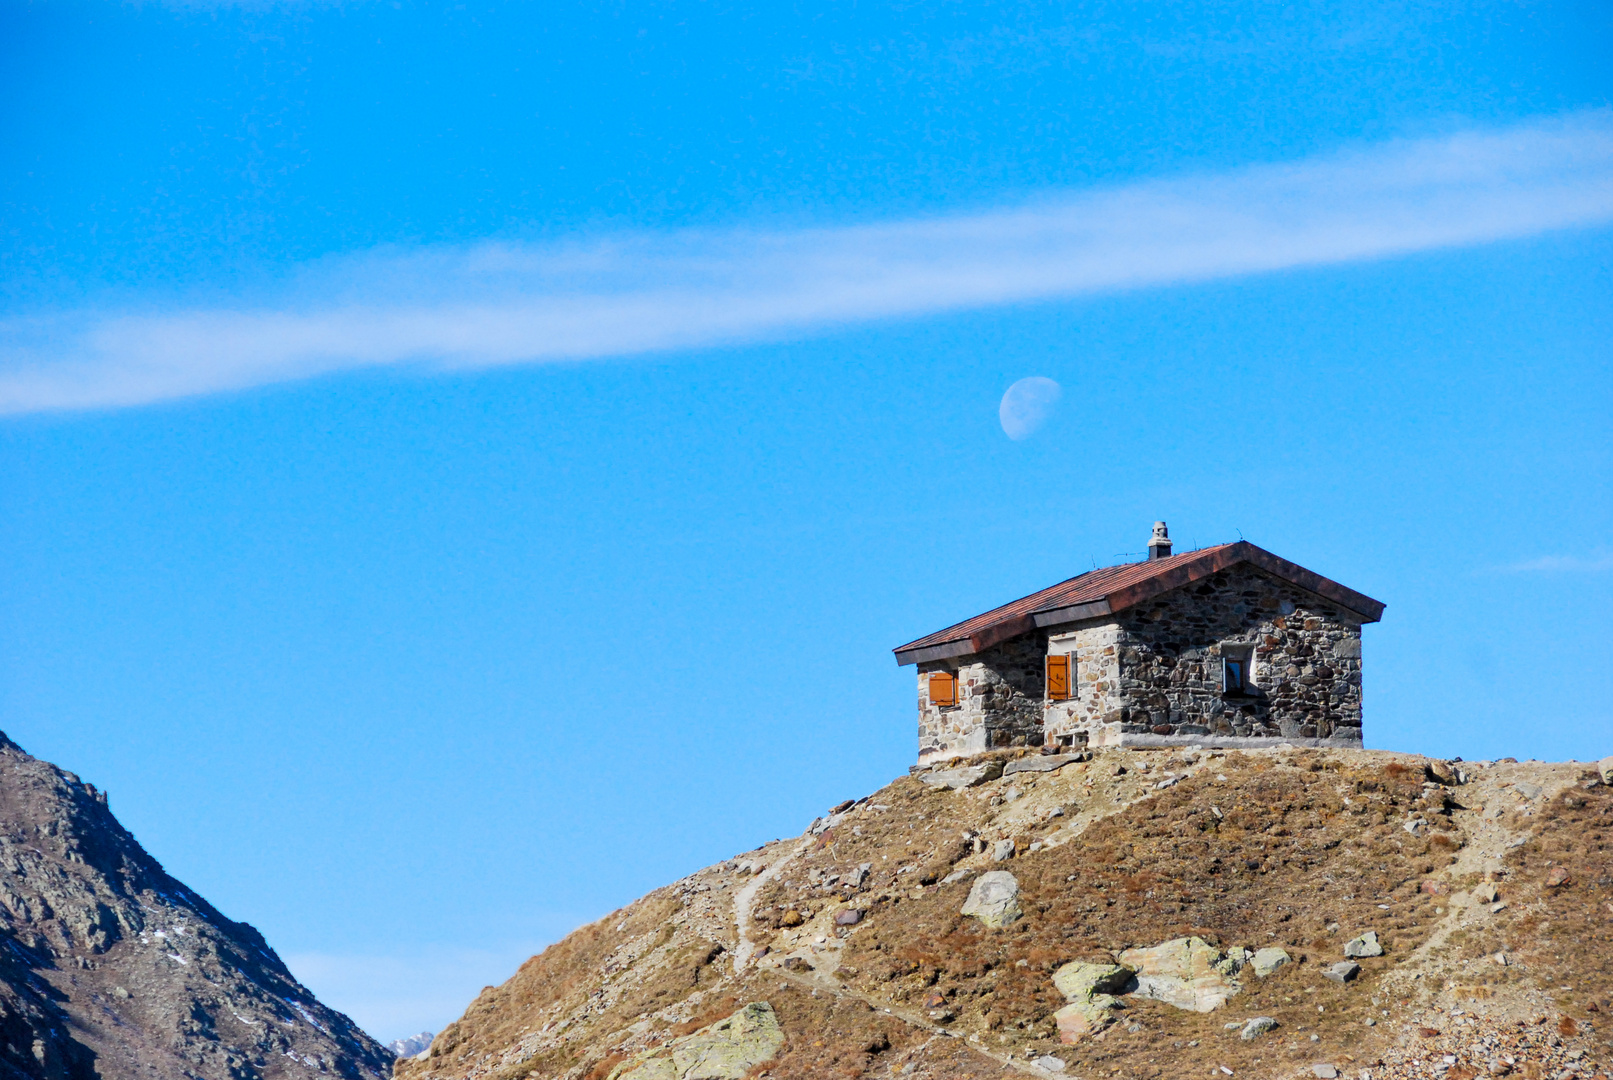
[
  {"xmin": 917, "ymin": 635, "xmax": 1047, "ymax": 761},
  {"xmin": 916, "ymin": 562, "xmax": 1364, "ymax": 760}
]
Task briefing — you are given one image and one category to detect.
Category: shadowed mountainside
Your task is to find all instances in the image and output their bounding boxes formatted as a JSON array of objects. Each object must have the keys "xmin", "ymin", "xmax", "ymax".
[{"xmin": 0, "ymin": 732, "xmax": 393, "ymax": 1080}]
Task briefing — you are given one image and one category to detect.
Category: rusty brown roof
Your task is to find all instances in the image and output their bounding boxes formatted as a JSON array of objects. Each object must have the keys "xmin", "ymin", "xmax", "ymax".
[{"xmin": 892, "ymin": 541, "xmax": 1384, "ymax": 666}]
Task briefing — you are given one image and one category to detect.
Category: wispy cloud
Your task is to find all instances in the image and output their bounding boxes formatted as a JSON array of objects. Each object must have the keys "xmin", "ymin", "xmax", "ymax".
[
  {"xmin": 1499, "ymin": 551, "xmax": 1613, "ymax": 573},
  {"xmin": 5, "ymin": 110, "xmax": 1613, "ymax": 414}
]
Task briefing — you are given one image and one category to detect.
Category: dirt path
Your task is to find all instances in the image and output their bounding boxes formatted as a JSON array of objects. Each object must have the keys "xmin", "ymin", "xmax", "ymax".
[
  {"xmin": 732, "ymin": 835, "xmax": 816, "ymax": 974},
  {"xmin": 766, "ymin": 965, "xmax": 1050, "ymax": 1076},
  {"xmin": 1387, "ymin": 763, "xmax": 1574, "ymax": 994}
]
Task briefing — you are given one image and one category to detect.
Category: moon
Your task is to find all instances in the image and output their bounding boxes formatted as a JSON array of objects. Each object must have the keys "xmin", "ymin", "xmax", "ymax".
[{"xmin": 999, "ymin": 376, "xmax": 1063, "ymax": 441}]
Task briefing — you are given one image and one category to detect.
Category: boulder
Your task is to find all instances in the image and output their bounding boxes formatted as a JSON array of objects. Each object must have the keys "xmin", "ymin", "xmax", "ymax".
[
  {"xmin": 1240, "ymin": 1017, "xmax": 1278, "ymax": 1040},
  {"xmin": 992, "ymin": 839, "xmax": 1016, "ymax": 862},
  {"xmin": 921, "ymin": 762, "xmax": 1005, "ymax": 790},
  {"xmin": 1215, "ymin": 947, "xmax": 1249, "ymax": 977},
  {"xmin": 1117, "ymin": 937, "xmax": 1239, "ymax": 1013},
  {"xmin": 1425, "ymin": 761, "xmax": 1461, "ymax": 785},
  {"xmin": 1599, "ymin": 756, "xmax": 1613, "ymax": 784},
  {"xmin": 833, "ymin": 909, "xmax": 863, "ymax": 927},
  {"xmin": 1343, "ymin": 931, "xmax": 1383, "ymax": 959},
  {"xmin": 1545, "ymin": 866, "xmax": 1571, "ymax": 888},
  {"xmin": 1323, "ymin": 961, "xmax": 1361, "ymax": 984},
  {"xmin": 1053, "ymin": 997, "xmax": 1121, "ymax": 1044},
  {"xmin": 1051, "ymin": 962, "xmax": 1134, "ymax": 1001},
  {"xmin": 1249, "ymin": 947, "xmax": 1291, "ymax": 978},
  {"xmin": 1515, "ymin": 782, "xmax": 1544, "ymax": 800},
  {"xmin": 1048, "ymin": 960, "xmax": 1133, "ymax": 1044},
  {"xmin": 960, "ymin": 871, "xmax": 1022, "ymax": 928},
  {"xmin": 608, "ymin": 1002, "xmax": 785, "ymax": 1080},
  {"xmin": 1033, "ymin": 1054, "xmax": 1068, "ymax": 1072},
  {"xmin": 1312, "ymin": 1066, "xmax": 1339, "ymax": 1079},
  {"xmin": 1005, "ymin": 756, "xmax": 1085, "ymax": 775}
]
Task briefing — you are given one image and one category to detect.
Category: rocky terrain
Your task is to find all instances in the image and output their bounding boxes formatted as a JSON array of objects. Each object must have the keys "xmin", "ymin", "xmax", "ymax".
[
  {"xmin": 399, "ymin": 746, "xmax": 1613, "ymax": 1080},
  {"xmin": 0, "ymin": 731, "xmax": 393, "ymax": 1080}
]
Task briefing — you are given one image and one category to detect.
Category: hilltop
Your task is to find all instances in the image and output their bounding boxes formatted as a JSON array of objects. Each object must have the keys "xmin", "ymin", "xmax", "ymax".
[
  {"xmin": 0, "ymin": 732, "xmax": 393, "ymax": 1080},
  {"xmin": 399, "ymin": 746, "xmax": 1612, "ymax": 1080}
]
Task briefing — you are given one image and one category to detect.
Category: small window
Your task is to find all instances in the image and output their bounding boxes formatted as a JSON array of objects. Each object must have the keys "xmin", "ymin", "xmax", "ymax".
[
  {"xmin": 1046, "ymin": 654, "xmax": 1073, "ymax": 701},
  {"xmin": 929, "ymin": 671, "xmax": 958, "ymax": 707},
  {"xmin": 1223, "ymin": 646, "xmax": 1254, "ymax": 695}
]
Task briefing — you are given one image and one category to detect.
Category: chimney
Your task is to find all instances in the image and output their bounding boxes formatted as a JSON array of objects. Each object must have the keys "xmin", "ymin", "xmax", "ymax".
[{"xmin": 1147, "ymin": 521, "xmax": 1172, "ymax": 561}]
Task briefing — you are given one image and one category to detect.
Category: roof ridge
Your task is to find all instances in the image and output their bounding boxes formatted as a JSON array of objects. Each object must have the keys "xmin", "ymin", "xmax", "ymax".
[{"xmin": 893, "ymin": 541, "xmax": 1380, "ymax": 665}]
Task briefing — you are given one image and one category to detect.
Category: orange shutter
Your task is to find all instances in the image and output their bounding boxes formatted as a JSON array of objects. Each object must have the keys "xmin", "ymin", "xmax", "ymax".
[
  {"xmin": 1046, "ymin": 654, "xmax": 1071, "ymax": 700},
  {"xmin": 929, "ymin": 672, "xmax": 957, "ymax": 707}
]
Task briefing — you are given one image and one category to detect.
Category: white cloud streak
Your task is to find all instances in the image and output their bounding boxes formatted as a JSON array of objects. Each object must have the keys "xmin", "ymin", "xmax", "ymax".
[
  {"xmin": 5, "ymin": 110, "xmax": 1613, "ymax": 414},
  {"xmin": 1500, "ymin": 551, "xmax": 1613, "ymax": 573}
]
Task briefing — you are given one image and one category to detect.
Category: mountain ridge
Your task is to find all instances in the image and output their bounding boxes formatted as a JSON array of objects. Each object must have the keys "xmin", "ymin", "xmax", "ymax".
[{"xmin": 0, "ymin": 730, "xmax": 393, "ymax": 1079}]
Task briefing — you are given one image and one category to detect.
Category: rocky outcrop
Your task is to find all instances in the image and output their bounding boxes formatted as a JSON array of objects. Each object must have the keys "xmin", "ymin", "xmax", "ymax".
[
  {"xmin": 1049, "ymin": 961, "xmax": 1132, "ymax": 1043},
  {"xmin": 0, "ymin": 731, "xmax": 391, "ymax": 1080},
  {"xmin": 607, "ymin": 1003, "xmax": 783, "ymax": 1080},
  {"xmin": 958, "ymin": 871, "xmax": 1021, "ymax": 928},
  {"xmin": 1116, "ymin": 936, "xmax": 1240, "ymax": 1013}
]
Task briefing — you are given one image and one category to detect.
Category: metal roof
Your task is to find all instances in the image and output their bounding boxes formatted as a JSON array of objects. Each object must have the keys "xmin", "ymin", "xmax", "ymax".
[{"xmin": 892, "ymin": 541, "xmax": 1384, "ymax": 666}]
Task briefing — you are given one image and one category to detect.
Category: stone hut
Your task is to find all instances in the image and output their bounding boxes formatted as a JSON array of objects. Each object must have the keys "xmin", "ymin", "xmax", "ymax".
[{"xmin": 893, "ymin": 524, "xmax": 1384, "ymax": 763}]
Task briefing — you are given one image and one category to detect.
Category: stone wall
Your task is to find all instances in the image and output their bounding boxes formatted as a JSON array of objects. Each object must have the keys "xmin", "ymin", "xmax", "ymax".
[
  {"xmin": 915, "ymin": 634, "xmax": 1046, "ymax": 762},
  {"xmin": 1100, "ymin": 562, "xmax": 1365, "ymax": 744},
  {"xmin": 912, "ymin": 561, "xmax": 1369, "ymax": 760},
  {"xmin": 1041, "ymin": 623, "xmax": 1121, "ymax": 746}
]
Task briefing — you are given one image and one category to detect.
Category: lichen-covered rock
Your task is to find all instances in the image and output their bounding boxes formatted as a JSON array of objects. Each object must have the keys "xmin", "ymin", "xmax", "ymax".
[
  {"xmin": 1049, "ymin": 961, "xmax": 1134, "ymax": 1044},
  {"xmin": 1250, "ymin": 946, "xmax": 1292, "ymax": 977},
  {"xmin": 960, "ymin": 871, "xmax": 1022, "ymax": 928},
  {"xmin": 1051, "ymin": 961, "xmax": 1133, "ymax": 1001},
  {"xmin": 1117, "ymin": 937, "xmax": 1239, "ymax": 1012},
  {"xmin": 609, "ymin": 1003, "xmax": 785, "ymax": 1080},
  {"xmin": 1241, "ymin": 1016, "xmax": 1279, "ymax": 1040},
  {"xmin": 1324, "ymin": 961, "xmax": 1361, "ymax": 983},
  {"xmin": 1343, "ymin": 931, "xmax": 1383, "ymax": 958},
  {"xmin": 1053, "ymin": 997, "xmax": 1122, "ymax": 1045},
  {"xmin": 1215, "ymin": 946, "xmax": 1249, "ymax": 976},
  {"xmin": 920, "ymin": 762, "xmax": 1005, "ymax": 790}
]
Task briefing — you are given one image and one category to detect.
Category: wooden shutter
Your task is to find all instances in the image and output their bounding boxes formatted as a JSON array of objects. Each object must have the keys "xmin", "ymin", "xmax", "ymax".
[
  {"xmin": 1046, "ymin": 654, "xmax": 1071, "ymax": 700},
  {"xmin": 929, "ymin": 672, "xmax": 957, "ymax": 707}
]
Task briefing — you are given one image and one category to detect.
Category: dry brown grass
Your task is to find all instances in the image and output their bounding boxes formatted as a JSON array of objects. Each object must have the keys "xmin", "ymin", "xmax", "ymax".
[
  {"xmin": 1455, "ymin": 779, "xmax": 1613, "ymax": 1021},
  {"xmin": 829, "ymin": 753, "xmax": 1450, "ymax": 1074},
  {"xmin": 399, "ymin": 753, "xmax": 1613, "ymax": 1080}
]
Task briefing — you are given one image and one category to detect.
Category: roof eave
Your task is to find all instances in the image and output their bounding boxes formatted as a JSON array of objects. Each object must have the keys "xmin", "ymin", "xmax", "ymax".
[{"xmin": 893, "ymin": 612, "xmax": 1037, "ymax": 666}]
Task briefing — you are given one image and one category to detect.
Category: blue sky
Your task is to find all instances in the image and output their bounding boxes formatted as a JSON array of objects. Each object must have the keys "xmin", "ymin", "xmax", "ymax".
[{"xmin": 2, "ymin": 0, "xmax": 1611, "ymax": 1044}]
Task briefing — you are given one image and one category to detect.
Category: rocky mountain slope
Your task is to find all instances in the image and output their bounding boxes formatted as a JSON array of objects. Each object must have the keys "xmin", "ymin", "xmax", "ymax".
[
  {"xmin": 400, "ymin": 745, "xmax": 1613, "ymax": 1080},
  {"xmin": 0, "ymin": 731, "xmax": 393, "ymax": 1080}
]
